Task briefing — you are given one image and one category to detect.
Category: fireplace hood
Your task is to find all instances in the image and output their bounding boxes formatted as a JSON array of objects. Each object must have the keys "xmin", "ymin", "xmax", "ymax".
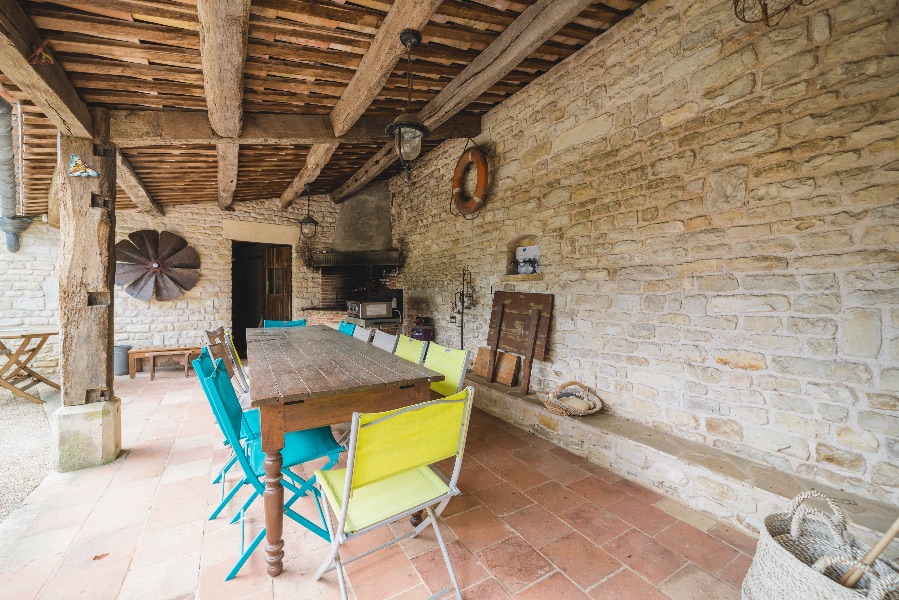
[
  {"xmin": 308, "ymin": 249, "xmax": 402, "ymax": 267},
  {"xmin": 308, "ymin": 182, "xmax": 402, "ymax": 268}
]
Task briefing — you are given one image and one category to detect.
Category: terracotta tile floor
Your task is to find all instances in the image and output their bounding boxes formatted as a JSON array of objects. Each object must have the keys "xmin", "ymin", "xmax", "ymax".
[{"xmin": 0, "ymin": 371, "xmax": 757, "ymax": 600}]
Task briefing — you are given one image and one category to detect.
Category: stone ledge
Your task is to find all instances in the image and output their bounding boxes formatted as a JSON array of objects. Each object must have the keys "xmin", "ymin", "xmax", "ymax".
[
  {"xmin": 500, "ymin": 273, "xmax": 545, "ymax": 282},
  {"xmin": 467, "ymin": 375, "xmax": 897, "ymax": 551}
]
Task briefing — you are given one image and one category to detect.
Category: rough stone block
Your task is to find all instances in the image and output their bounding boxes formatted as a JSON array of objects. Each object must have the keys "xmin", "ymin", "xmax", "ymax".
[
  {"xmin": 841, "ymin": 308, "xmax": 882, "ymax": 358},
  {"xmin": 51, "ymin": 399, "xmax": 122, "ymax": 473}
]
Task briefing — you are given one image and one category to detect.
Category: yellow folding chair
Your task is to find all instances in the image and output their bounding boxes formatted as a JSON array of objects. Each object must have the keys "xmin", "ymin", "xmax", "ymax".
[
  {"xmin": 313, "ymin": 387, "xmax": 475, "ymax": 600},
  {"xmin": 423, "ymin": 342, "xmax": 469, "ymax": 397},
  {"xmin": 394, "ymin": 334, "xmax": 428, "ymax": 364}
]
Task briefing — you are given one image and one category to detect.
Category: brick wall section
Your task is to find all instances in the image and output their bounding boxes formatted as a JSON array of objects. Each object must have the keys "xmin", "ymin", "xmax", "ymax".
[
  {"xmin": 114, "ymin": 199, "xmax": 339, "ymax": 348},
  {"xmin": 390, "ymin": 0, "xmax": 899, "ymax": 504},
  {"xmin": 0, "ymin": 222, "xmax": 60, "ymax": 369}
]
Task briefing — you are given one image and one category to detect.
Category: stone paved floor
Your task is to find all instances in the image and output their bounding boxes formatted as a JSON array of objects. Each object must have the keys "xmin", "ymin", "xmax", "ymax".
[{"xmin": 0, "ymin": 370, "xmax": 756, "ymax": 600}]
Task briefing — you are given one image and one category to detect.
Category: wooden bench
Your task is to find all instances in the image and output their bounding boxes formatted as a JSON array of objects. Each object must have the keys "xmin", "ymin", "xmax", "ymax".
[{"xmin": 128, "ymin": 345, "xmax": 202, "ymax": 379}]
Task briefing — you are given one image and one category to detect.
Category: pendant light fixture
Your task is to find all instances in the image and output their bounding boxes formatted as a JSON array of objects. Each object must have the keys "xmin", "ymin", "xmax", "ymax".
[
  {"xmin": 386, "ymin": 29, "xmax": 430, "ymax": 181},
  {"xmin": 298, "ymin": 184, "xmax": 318, "ymax": 238}
]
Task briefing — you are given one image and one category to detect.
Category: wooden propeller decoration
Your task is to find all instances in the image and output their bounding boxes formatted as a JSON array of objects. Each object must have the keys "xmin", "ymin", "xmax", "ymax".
[{"xmin": 115, "ymin": 230, "xmax": 201, "ymax": 301}]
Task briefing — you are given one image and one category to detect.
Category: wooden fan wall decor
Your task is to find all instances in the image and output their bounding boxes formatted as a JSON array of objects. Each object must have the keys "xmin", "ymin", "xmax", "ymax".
[{"xmin": 115, "ymin": 230, "xmax": 201, "ymax": 301}]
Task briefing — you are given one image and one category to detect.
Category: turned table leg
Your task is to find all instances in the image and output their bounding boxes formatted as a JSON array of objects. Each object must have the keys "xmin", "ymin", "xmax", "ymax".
[
  {"xmin": 262, "ymin": 406, "xmax": 286, "ymax": 577},
  {"xmin": 264, "ymin": 449, "xmax": 285, "ymax": 576}
]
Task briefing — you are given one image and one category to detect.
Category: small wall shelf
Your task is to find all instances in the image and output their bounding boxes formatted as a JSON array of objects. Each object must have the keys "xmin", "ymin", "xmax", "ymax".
[{"xmin": 500, "ymin": 273, "xmax": 545, "ymax": 282}]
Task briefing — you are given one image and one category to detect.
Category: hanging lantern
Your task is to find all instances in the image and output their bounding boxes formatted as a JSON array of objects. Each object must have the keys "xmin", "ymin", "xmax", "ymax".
[
  {"xmin": 298, "ymin": 184, "xmax": 318, "ymax": 238},
  {"xmin": 386, "ymin": 29, "xmax": 430, "ymax": 180}
]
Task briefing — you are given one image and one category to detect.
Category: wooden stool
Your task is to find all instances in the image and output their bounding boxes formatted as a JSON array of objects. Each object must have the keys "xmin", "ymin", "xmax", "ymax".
[{"xmin": 147, "ymin": 350, "xmax": 193, "ymax": 380}]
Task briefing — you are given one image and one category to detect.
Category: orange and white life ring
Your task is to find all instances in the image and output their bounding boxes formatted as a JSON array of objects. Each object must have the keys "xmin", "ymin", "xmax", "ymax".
[{"xmin": 452, "ymin": 147, "xmax": 488, "ymax": 215}]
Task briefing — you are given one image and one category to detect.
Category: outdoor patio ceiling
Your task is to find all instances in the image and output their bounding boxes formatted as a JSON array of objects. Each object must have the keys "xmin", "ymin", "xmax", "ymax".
[{"xmin": 0, "ymin": 0, "xmax": 645, "ymax": 217}]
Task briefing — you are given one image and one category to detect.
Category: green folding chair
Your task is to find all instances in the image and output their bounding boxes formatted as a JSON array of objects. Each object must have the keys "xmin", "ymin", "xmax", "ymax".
[
  {"xmin": 394, "ymin": 334, "xmax": 428, "ymax": 364},
  {"xmin": 423, "ymin": 342, "xmax": 469, "ymax": 397},
  {"xmin": 314, "ymin": 387, "xmax": 475, "ymax": 600}
]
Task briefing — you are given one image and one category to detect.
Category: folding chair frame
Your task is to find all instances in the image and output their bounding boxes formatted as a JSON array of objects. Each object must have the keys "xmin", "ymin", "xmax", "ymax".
[
  {"xmin": 195, "ymin": 353, "xmax": 341, "ymax": 580},
  {"xmin": 314, "ymin": 389, "xmax": 475, "ymax": 600}
]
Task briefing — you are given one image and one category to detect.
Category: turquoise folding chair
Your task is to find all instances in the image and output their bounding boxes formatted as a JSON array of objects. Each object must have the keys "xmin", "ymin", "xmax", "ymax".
[
  {"xmin": 197, "ymin": 348, "xmax": 260, "ymax": 517},
  {"xmin": 338, "ymin": 321, "xmax": 356, "ymax": 336},
  {"xmin": 423, "ymin": 342, "xmax": 469, "ymax": 397},
  {"xmin": 194, "ymin": 354, "xmax": 343, "ymax": 580},
  {"xmin": 263, "ymin": 319, "xmax": 307, "ymax": 328},
  {"xmin": 314, "ymin": 388, "xmax": 475, "ymax": 599}
]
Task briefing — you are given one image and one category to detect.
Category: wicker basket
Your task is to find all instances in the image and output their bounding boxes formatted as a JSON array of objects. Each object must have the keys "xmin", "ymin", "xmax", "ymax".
[
  {"xmin": 742, "ymin": 491, "xmax": 899, "ymax": 600},
  {"xmin": 539, "ymin": 381, "xmax": 602, "ymax": 416}
]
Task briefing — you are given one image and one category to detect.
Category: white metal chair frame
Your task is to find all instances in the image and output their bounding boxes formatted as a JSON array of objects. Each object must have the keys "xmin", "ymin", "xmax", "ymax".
[
  {"xmin": 352, "ymin": 326, "xmax": 373, "ymax": 343},
  {"xmin": 371, "ymin": 330, "xmax": 399, "ymax": 353},
  {"xmin": 314, "ymin": 388, "xmax": 475, "ymax": 600}
]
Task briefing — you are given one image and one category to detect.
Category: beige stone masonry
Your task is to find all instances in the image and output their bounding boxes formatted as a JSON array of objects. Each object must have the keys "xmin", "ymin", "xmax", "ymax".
[{"xmin": 391, "ymin": 0, "xmax": 899, "ymax": 504}]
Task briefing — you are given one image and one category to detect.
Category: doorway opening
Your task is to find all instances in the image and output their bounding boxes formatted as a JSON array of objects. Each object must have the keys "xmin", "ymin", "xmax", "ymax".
[{"xmin": 231, "ymin": 241, "xmax": 292, "ymax": 356}]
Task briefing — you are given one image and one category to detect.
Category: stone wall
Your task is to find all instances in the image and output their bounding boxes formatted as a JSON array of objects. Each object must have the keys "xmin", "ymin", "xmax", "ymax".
[
  {"xmin": 0, "ymin": 222, "xmax": 60, "ymax": 369},
  {"xmin": 391, "ymin": 0, "xmax": 899, "ymax": 504},
  {"xmin": 114, "ymin": 199, "xmax": 338, "ymax": 348},
  {"xmin": 0, "ymin": 198, "xmax": 338, "ymax": 366}
]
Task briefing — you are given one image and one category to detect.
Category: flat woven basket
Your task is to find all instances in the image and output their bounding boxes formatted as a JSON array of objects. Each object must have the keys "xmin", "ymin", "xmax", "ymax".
[
  {"xmin": 539, "ymin": 381, "xmax": 602, "ymax": 416},
  {"xmin": 743, "ymin": 491, "xmax": 899, "ymax": 600}
]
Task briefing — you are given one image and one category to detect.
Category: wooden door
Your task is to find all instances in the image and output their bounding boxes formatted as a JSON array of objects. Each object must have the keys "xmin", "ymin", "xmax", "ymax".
[{"xmin": 263, "ymin": 246, "xmax": 292, "ymax": 321}]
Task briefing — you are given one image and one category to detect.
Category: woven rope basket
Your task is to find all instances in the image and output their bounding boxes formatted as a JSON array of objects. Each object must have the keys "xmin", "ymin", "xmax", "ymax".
[
  {"xmin": 539, "ymin": 381, "xmax": 602, "ymax": 416},
  {"xmin": 742, "ymin": 491, "xmax": 899, "ymax": 600}
]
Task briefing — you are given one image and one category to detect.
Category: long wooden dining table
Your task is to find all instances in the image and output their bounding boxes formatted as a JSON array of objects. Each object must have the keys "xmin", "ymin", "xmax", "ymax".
[{"xmin": 246, "ymin": 325, "xmax": 444, "ymax": 577}]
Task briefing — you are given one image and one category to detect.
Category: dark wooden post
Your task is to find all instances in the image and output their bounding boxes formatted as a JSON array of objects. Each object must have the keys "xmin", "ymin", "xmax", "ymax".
[{"xmin": 58, "ymin": 107, "xmax": 116, "ymax": 406}]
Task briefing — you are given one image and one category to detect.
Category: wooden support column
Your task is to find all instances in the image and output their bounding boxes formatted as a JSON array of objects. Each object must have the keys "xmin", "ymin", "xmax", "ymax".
[
  {"xmin": 58, "ymin": 107, "xmax": 116, "ymax": 406},
  {"xmin": 217, "ymin": 141, "xmax": 238, "ymax": 210}
]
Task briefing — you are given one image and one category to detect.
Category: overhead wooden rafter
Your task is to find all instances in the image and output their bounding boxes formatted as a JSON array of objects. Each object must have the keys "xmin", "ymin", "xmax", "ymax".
[
  {"xmin": 279, "ymin": 0, "xmax": 442, "ymax": 209},
  {"xmin": 217, "ymin": 142, "xmax": 239, "ymax": 211},
  {"xmin": 115, "ymin": 150, "xmax": 163, "ymax": 216},
  {"xmin": 0, "ymin": 0, "xmax": 91, "ymax": 137},
  {"xmin": 333, "ymin": 0, "xmax": 599, "ymax": 202},
  {"xmin": 7, "ymin": 0, "xmax": 643, "ymax": 214},
  {"xmin": 196, "ymin": 0, "xmax": 251, "ymax": 210},
  {"xmin": 109, "ymin": 110, "xmax": 480, "ymax": 148}
]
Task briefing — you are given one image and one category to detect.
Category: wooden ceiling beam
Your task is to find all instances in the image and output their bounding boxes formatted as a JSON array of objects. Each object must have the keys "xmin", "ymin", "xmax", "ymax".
[
  {"xmin": 331, "ymin": 0, "xmax": 441, "ymax": 138},
  {"xmin": 279, "ymin": 0, "xmax": 441, "ymax": 208},
  {"xmin": 216, "ymin": 141, "xmax": 238, "ymax": 210},
  {"xmin": 115, "ymin": 149, "xmax": 164, "ymax": 216},
  {"xmin": 333, "ymin": 0, "xmax": 596, "ymax": 202},
  {"xmin": 197, "ymin": 0, "xmax": 251, "ymax": 139},
  {"xmin": 109, "ymin": 110, "xmax": 480, "ymax": 147},
  {"xmin": 197, "ymin": 0, "xmax": 251, "ymax": 211},
  {"xmin": 0, "ymin": 0, "xmax": 92, "ymax": 137}
]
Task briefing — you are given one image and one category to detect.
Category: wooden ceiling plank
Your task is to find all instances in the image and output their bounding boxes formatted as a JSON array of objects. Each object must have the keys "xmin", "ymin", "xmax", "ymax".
[
  {"xmin": 0, "ymin": 0, "xmax": 92, "ymax": 137},
  {"xmin": 115, "ymin": 149, "xmax": 164, "ymax": 215},
  {"xmin": 333, "ymin": 0, "xmax": 595, "ymax": 201}
]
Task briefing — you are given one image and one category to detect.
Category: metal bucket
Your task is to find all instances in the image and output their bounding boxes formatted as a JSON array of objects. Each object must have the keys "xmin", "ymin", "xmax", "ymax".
[{"xmin": 113, "ymin": 344, "xmax": 132, "ymax": 376}]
